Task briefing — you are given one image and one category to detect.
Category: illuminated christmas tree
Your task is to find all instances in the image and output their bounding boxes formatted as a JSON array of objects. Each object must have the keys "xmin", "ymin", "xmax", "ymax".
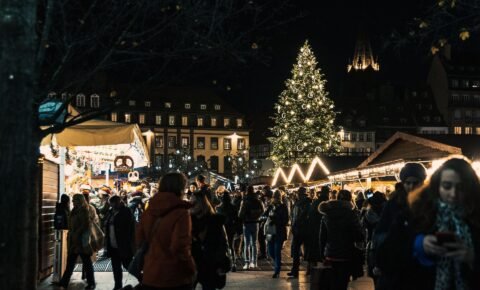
[{"xmin": 269, "ymin": 40, "xmax": 341, "ymax": 167}]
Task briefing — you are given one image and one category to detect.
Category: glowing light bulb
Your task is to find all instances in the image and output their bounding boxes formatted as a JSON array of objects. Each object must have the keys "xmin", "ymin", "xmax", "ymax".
[
  {"xmin": 307, "ymin": 104, "xmax": 311, "ymax": 109},
  {"xmin": 290, "ymin": 111, "xmax": 294, "ymax": 115}
]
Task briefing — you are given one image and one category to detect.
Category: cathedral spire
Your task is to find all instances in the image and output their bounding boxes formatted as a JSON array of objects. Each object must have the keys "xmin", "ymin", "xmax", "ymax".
[{"xmin": 347, "ymin": 29, "xmax": 380, "ymax": 73}]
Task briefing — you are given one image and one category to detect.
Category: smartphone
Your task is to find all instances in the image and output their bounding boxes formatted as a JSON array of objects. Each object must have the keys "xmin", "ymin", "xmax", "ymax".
[{"xmin": 435, "ymin": 232, "xmax": 457, "ymax": 245}]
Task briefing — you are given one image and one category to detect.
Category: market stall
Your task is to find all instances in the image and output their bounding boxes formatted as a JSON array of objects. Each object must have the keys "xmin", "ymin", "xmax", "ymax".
[{"xmin": 39, "ymin": 118, "xmax": 150, "ymax": 282}]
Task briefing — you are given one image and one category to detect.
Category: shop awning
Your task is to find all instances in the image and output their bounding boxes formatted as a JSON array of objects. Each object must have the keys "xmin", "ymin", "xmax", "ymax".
[{"xmin": 40, "ymin": 118, "xmax": 150, "ymax": 168}]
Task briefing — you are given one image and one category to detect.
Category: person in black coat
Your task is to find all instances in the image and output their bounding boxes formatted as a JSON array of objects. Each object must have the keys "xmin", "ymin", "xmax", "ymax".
[
  {"xmin": 318, "ymin": 190, "xmax": 364, "ymax": 290},
  {"xmin": 191, "ymin": 191, "xmax": 230, "ymax": 290},
  {"xmin": 264, "ymin": 190, "xmax": 289, "ymax": 278},
  {"xmin": 305, "ymin": 186, "xmax": 330, "ymax": 273},
  {"xmin": 216, "ymin": 191, "xmax": 239, "ymax": 272},
  {"xmin": 372, "ymin": 162, "xmax": 427, "ymax": 289},
  {"xmin": 287, "ymin": 187, "xmax": 311, "ymax": 278},
  {"xmin": 104, "ymin": 195, "xmax": 135, "ymax": 290}
]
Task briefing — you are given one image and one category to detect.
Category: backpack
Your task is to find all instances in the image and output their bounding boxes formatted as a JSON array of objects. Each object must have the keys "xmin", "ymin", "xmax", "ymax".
[{"xmin": 53, "ymin": 205, "xmax": 69, "ymax": 230}]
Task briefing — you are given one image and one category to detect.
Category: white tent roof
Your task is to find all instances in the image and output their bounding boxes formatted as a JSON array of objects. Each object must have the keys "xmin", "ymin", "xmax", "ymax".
[{"xmin": 41, "ymin": 119, "xmax": 150, "ymax": 168}]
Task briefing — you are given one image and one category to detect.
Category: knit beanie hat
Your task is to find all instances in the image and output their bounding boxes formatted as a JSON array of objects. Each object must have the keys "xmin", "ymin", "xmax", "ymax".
[{"xmin": 399, "ymin": 162, "xmax": 427, "ymax": 182}]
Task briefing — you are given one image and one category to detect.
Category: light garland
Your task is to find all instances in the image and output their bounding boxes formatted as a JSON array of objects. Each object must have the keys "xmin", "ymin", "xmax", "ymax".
[{"xmin": 271, "ymin": 156, "xmax": 331, "ymax": 186}]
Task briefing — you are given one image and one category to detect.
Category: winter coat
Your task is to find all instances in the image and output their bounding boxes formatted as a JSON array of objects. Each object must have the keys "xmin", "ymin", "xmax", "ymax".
[
  {"xmin": 197, "ymin": 184, "xmax": 215, "ymax": 205},
  {"xmin": 318, "ymin": 200, "xmax": 364, "ymax": 260},
  {"xmin": 192, "ymin": 214, "xmax": 231, "ymax": 289},
  {"xmin": 305, "ymin": 198, "xmax": 324, "ymax": 262},
  {"xmin": 264, "ymin": 202, "xmax": 289, "ymax": 242},
  {"xmin": 136, "ymin": 192, "xmax": 195, "ymax": 288},
  {"xmin": 217, "ymin": 198, "xmax": 239, "ymax": 236},
  {"xmin": 104, "ymin": 204, "xmax": 135, "ymax": 259},
  {"xmin": 67, "ymin": 206, "xmax": 92, "ymax": 255},
  {"xmin": 238, "ymin": 194, "xmax": 264, "ymax": 224},
  {"xmin": 376, "ymin": 209, "xmax": 480, "ymax": 290},
  {"xmin": 291, "ymin": 196, "xmax": 311, "ymax": 236}
]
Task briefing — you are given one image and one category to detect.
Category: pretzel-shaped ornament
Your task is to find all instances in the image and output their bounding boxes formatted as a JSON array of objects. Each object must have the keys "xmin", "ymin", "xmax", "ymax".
[{"xmin": 114, "ymin": 155, "xmax": 134, "ymax": 172}]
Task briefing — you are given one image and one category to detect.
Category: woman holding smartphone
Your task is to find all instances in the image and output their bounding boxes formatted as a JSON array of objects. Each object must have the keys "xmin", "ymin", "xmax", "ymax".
[{"xmin": 377, "ymin": 157, "xmax": 480, "ymax": 290}]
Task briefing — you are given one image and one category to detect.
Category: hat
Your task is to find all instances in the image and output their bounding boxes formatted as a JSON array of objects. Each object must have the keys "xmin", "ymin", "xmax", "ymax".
[
  {"xmin": 399, "ymin": 162, "xmax": 427, "ymax": 182},
  {"xmin": 368, "ymin": 191, "xmax": 387, "ymax": 207}
]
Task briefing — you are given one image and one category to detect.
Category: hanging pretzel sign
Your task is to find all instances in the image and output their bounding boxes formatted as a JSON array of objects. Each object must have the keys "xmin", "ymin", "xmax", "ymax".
[{"xmin": 114, "ymin": 155, "xmax": 134, "ymax": 172}]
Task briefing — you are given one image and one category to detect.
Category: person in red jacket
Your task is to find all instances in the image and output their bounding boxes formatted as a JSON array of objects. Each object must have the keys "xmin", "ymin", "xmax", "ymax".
[{"xmin": 136, "ymin": 172, "xmax": 195, "ymax": 290}]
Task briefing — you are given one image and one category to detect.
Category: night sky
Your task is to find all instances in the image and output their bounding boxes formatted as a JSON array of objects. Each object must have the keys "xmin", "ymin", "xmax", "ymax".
[{"xmin": 217, "ymin": 0, "xmax": 432, "ymax": 143}]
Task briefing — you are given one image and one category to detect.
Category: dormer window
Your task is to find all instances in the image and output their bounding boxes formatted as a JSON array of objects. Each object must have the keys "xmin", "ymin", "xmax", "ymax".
[
  {"xmin": 400, "ymin": 118, "xmax": 407, "ymax": 124},
  {"xmin": 90, "ymin": 94, "xmax": 100, "ymax": 108},
  {"xmin": 165, "ymin": 102, "xmax": 171, "ymax": 108},
  {"xmin": 214, "ymin": 104, "xmax": 221, "ymax": 110},
  {"xmin": 423, "ymin": 116, "xmax": 430, "ymax": 122},
  {"xmin": 185, "ymin": 103, "xmax": 191, "ymax": 109},
  {"xmin": 200, "ymin": 104, "xmax": 207, "ymax": 110},
  {"xmin": 434, "ymin": 116, "xmax": 441, "ymax": 122},
  {"xmin": 358, "ymin": 120, "xmax": 366, "ymax": 127},
  {"xmin": 145, "ymin": 101, "xmax": 151, "ymax": 107},
  {"xmin": 76, "ymin": 94, "xmax": 86, "ymax": 107},
  {"xmin": 129, "ymin": 100, "xmax": 136, "ymax": 106}
]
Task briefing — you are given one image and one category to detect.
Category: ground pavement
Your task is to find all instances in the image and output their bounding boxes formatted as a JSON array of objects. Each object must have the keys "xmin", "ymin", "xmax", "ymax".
[{"xmin": 38, "ymin": 240, "xmax": 373, "ymax": 290}]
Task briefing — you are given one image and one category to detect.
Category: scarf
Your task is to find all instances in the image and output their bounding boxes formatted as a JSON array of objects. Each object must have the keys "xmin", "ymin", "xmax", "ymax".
[{"xmin": 435, "ymin": 200, "xmax": 473, "ymax": 290}]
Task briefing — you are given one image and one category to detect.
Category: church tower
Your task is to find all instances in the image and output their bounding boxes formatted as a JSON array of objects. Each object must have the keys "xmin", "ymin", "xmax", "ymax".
[{"xmin": 347, "ymin": 30, "xmax": 380, "ymax": 72}]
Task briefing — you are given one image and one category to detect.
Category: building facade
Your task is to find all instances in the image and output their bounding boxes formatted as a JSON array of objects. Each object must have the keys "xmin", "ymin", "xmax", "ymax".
[
  {"xmin": 428, "ymin": 46, "xmax": 480, "ymax": 135},
  {"xmin": 75, "ymin": 87, "xmax": 249, "ymax": 175}
]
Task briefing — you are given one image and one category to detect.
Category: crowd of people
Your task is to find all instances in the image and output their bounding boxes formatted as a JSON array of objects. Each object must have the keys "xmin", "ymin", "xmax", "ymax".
[{"xmin": 52, "ymin": 155, "xmax": 480, "ymax": 290}]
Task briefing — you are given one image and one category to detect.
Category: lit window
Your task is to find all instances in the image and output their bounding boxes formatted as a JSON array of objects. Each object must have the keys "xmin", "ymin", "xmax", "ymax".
[
  {"xmin": 185, "ymin": 103, "xmax": 191, "ymax": 109},
  {"xmin": 237, "ymin": 138, "xmax": 245, "ymax": 150},
  {"xmin": 473, "ymin": 81, "xmax": 480, "ymax": 88},
  {"xmin": 155, "ymin": 115, "xmax": 162, "ymax": 125},
  {"xmin": 129, "ymin": 100, "xmax": 136, "ymax": 106},
  {"xmin": 169, "ymin": 115, "xmax": 175, "ymax": 126},
  {"xmin": 224, "ymin": 118, "xmax": 230, "ymax": 127},
  {"xmin": 145, "ymin": 101, "xmax": 151, "ymax": 107},
  {"xmin": 343, "ymin": 132, "xmax": 350, "ymax": 141},
  {"xmin": 165, "ymin": 102, "xmax": 171, "ymax": 108},
  {"xmin": 139, "ymin": 113, "xmax": 145, "ymax": 124},
  {"xmin": 182, "ymin": 116, "xmax": 188, "ymax": 126},
  {"xmin": 90, "ymin": 94, "xmax": 100, "ymax": 108},
  {"xmin": 476, "ymin": 127, "xmax": 480, "ymax": 135},
  {"xmin": 168, "ymin": 136, "xmax": 176, "ymax": 148},
  {"xmin": 200, "ymin": 104, "xmax": 207, "ymax": 110},
  {"xmin": 125, "ymin": 113, "xmax": 131, "ymax": 123},
  {"xmin": 223, "ymin": 138, "xmax": 231, "ymax": 150},
  {"xmin": 236, "ymin": 118, "xmax": 243, "ymax": 128},
  {"xmin": 197, "ymin": 137, "xmax": 205, "ymax": 149},
  {"xmin": 214, "ymin": 104, "xmax": 221, "ymax": 110},
  {"xmin": 197, "ymin": 117, "xmax": 204, "ymax": 127},
  {"xmin": 181, "ymin": 137, "xmax": 189, "ymax": 148},
  {"xmin": 454, "ymin": 126, "xmax": 462, "ymax": 134},
  {"xmin": 211, "ymin": 137, "xmax": 218, "ymax": 150},
  {"xmin": 155, "ymin": 136, "xmax": 163, "ymax": 148},
  {"xmin": 211, "ymin": 117, "xmax": 217, "ymax": 127},
  {"xmin": 465, "ymin": 127, "xmax": 472, "ymax": 134},
  {"xmin": 111, "ymin": 112, "xmax": 117, "ymax": 122},
  {"xmin": 76, "ymin": 94, "xmax": 86, "ymax": 107}
]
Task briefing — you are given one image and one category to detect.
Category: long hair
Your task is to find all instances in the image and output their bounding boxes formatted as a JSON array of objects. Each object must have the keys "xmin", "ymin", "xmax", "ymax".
[
  {"xmin": 158, "ymin": 172, "xmax": 187, "ymax": 197},
  {"xmin": 409, "ymin": 157, "xmax": 480, "ymax": 232}
]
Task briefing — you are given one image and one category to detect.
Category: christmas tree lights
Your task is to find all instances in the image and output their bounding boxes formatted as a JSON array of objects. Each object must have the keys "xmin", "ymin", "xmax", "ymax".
[{"xmin": 269, "ymin": 40, "xmax": 341, "ymax": 166}]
